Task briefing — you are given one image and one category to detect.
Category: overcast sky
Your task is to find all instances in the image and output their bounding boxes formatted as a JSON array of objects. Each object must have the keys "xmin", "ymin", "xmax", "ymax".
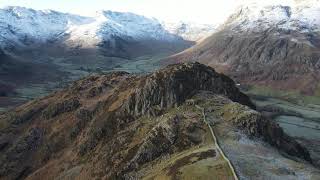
[{"xmin": 0, "ymin": 0, "xmax": 303, "ymax": 24}]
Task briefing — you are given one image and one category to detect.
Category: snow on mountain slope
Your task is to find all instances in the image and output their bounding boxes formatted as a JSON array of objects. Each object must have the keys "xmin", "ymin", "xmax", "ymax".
[
  {"xmin": 0, "ymin": 6, "xmax": 93, "ymax": 49},
  {"xmin": 100, "ymin": 11, "xmax": 179, "ymax": 41},
  {"xmin": 65, "ymin": 10, "xmax": 183, "ymax": 49},
  {"xmin": 166, "ymin": 0, "xmax": 320, "ymax": 95},
  {"xmin": 224, "ymin": 0, "xmax": 320, "ymax": 33},
  {"xmin": 163, "ymin": 22, "xmax": 216, "ymax": 41},
  {"xmin": 0, "ymin": 6, "xmax": 186, "ymax": 50}
]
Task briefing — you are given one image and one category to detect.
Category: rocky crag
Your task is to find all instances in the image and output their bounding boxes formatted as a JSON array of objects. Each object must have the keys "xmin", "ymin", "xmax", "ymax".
[{"xmin": 0, "ymin": 62, "xmax": 313, "ymax": 179}]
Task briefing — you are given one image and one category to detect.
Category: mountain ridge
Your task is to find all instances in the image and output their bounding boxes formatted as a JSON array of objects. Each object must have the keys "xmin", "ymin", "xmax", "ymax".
[
  {"xmin": 0, "ymin": 6, "xmax": 215, "ymax": 51},
  {"xmin": 166, "ymin": 0, "xmax": 320, "ymax": 95},
  {"xmin": 0, "ymin": 62, "xmax": 314, "ymax": 179}
]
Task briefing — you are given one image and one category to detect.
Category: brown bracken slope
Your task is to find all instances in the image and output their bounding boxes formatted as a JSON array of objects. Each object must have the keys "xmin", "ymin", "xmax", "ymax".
[{"xmin": 165, "ymin": 11, "xmax": 320, "ymax": 95}]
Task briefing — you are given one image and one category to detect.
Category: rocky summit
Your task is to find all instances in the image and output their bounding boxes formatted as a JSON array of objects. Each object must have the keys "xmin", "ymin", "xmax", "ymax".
[{"xmin": 0, "ymin": 62, "xmax": 316, "ymax": 179}]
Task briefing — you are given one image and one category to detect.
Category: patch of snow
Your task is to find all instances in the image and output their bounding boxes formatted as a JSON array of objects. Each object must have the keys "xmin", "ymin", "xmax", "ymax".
[
  {"xmin": 163, "ymin": 21, "xmax": 216, "ymax": 41},
  {"xmin": 225, "ymin": 1, "xmax": 320, "ymax": 34}
]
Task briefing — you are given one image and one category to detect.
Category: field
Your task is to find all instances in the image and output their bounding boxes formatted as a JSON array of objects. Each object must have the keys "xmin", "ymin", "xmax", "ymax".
[
  {"xmin": 245, "ymin": 85, "xmax": 320, "ymax": 107},
  {"xmin": 112, "ymin": 53, "xmax": 167, "ymax": 73},
  {"xmin": 243, "ymin": 85, "xmax": 320, "ymax": 167},
  {"xmin": 244, "ymin": 85, "xmax": 320, "ymax": 139}
]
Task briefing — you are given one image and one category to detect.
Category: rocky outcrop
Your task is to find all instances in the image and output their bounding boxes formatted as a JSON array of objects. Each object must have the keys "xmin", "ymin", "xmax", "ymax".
[
  {"xmin": 217, "ymin": 101, "xmax": 311, "ymax": 162},
  {"xmin": 9, "ymin": 105, "xmax": 46, "ymax": 125},
  {"xmin": 42, "ymin": 97, "xmax": 81, "ymax": 119},
  {"xmin": 0, "ymin": 128, "xmax": 44, "ymax": 180},
  {"xmin": 124, "ymin": 62, "xmax": 254, "ymax": 117},
  {"xmin": 123, "ymin": 116, "xmax": 180, "ymax": 173}
]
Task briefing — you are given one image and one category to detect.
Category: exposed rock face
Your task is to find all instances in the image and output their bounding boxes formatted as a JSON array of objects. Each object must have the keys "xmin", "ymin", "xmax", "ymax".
[
  {"xmin": 0, "ymin": 63, "xmax": 311, "ymax": 179},
  {"xmin": 124, "ymin": 62, "xmax": 255, "ymax": 117},
  {"xmin": 42, "ymin": 97, "xmax": 81, "ymax": 119},
  {"xmin": 121, "ymin": 115, "xmax": 180, "ymax": 175}
]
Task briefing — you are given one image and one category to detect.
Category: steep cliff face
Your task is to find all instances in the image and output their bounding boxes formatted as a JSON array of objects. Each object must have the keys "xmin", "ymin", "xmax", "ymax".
[
  {"xmin": 123, "ymin": 62, "xmax": 255, "ymax": 117},
  {"xmin": 0, "ymin": 63, "xmax": 312, "ymax": 179}
]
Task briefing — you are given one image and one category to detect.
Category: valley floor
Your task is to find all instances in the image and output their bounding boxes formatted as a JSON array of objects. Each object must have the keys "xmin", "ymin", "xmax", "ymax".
[
  {"xmin": 244, "ymin": 86, "xmax": 320, "ymax": 167},
  {"xmin": 0, "ymin": 53, "xmax": 165, "ymax": 112}
]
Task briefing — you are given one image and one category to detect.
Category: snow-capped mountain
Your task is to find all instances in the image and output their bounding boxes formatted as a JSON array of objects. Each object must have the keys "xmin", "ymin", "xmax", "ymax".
[
  {"xmin": 167, "ymin": 0, "xmax": 320, "ymax": 95},
  {"xmin": 224, "ymin": 0, "xmax": 320, "ymax": 33},
  {"xmin": 0, "ymin": 6, "xmax": 189, "ymax": 51},
  {"xmin": 0, "ymin": 6, "xmax": 94, "ymax": 49},
  {"xmin": 163, "ymin": 22, "xmax": 216, "ymax": 41},
  {"xmin": 99, "ymin": 11, "xmax": 179, "ymax": 41},
  {"xmin": 64, "ymin": 10, "xmax": 183, "ymax": 49}
]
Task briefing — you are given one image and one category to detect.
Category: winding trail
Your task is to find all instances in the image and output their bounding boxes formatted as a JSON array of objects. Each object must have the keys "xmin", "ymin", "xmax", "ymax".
[{"xmin": 195, "ymin": 105, "xmax": 239, "ymax": 180}]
